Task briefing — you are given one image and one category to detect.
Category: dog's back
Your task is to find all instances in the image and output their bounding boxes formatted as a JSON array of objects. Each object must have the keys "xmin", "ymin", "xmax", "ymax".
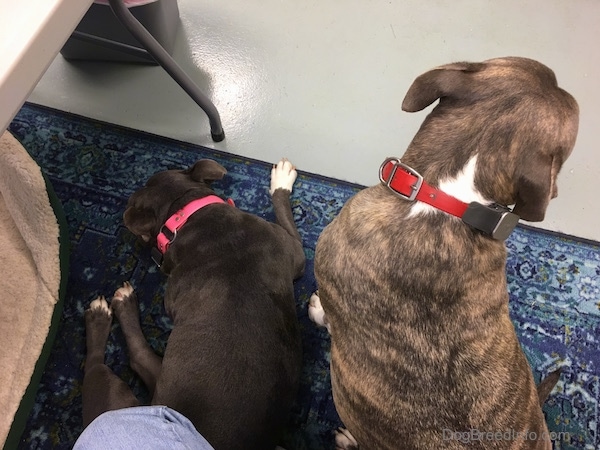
[
  {"xmin": 315, "ymin": 57, "xmax": 578, "ymax": 449},
  {"xmin": 153, "ymin": 208, "xmax": 304, "ymax": 450}
]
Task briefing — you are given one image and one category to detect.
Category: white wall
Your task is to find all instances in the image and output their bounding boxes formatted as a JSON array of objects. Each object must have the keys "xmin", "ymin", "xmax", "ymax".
[{"xmin": 28, "ymin": 0, "xmax": 600, "ymax": 240}]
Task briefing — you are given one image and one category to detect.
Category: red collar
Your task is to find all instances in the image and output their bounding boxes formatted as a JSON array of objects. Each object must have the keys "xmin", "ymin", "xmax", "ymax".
[
  {"xmin": 156, "ymin": 195, "xmax": 234, "ymax": 254},
  {"xmin": 378, "ymin": 157, "xmax": 520, "ymax": 240},
  {"xmin": 379, "ymin": 157, "xmax": 469, "ymax": 218}
]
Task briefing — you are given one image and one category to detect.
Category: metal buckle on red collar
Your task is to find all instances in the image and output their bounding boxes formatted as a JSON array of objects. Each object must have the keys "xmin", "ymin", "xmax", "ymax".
[{"xmin": 379, "ymin": 157, "xmax": 424, "ymax": 201}]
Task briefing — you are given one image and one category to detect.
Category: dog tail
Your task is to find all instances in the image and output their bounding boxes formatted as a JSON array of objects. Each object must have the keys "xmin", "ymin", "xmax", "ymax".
[{"xmin": 536, "ymin": 368, "xmax": 562, "ymax": 406}]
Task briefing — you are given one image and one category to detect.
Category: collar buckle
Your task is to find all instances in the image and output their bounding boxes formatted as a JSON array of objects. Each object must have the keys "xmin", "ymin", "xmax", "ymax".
[
  {"xmin": 156, "ymin": 224, "xmax": 176, "ymax": 254},
  {"xmin": 153, "ymin": 194, "xmax": 231, "ymax": 267},
  {"xmin": 379, "ymin": 157, "xmax": 424, "ymax": 201}
]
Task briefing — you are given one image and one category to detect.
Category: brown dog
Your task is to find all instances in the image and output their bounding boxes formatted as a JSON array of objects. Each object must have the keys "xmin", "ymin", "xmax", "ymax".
[
  {"xmin": 311, "ymin": 57, "xmax": 578, "ymax": 449},
  {"xmin": 82, "ymin": 159, "xmax": 305, "ymax": 450}
]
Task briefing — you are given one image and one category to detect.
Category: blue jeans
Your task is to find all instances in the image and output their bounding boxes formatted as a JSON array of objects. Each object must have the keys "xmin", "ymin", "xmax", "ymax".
[{"xmin": 73, "ymin": 406, "xmax": 215, "ymax": 449}]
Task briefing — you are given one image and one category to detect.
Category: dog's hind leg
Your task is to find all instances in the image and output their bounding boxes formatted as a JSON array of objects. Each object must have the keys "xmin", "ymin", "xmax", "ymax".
[
  {"xmin": 82, "ymin": 296, "xmax": 140, "ymax": 427},
  {"xmin": 111, "ymin": 282, "xmax": 163, "ymax": 397}
]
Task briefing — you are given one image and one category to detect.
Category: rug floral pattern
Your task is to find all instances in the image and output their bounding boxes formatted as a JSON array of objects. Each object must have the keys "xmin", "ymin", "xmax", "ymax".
[{"xmin": 9, "ymin": 103, "xmax": 600, "ymax": 449}]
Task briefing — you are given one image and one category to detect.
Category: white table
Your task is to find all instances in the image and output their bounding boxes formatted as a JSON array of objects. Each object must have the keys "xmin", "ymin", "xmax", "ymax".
[
  {"xmin": 1, "ymin": 0, "xmax": 224, "ymax": 141},
  {"xmin": 0, "ymin": 0, "xmax": 94, "ymax": 133}
]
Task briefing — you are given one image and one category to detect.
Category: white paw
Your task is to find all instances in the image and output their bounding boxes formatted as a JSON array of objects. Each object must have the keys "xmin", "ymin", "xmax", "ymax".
[
  {"xmin": 89, "ymin": 296, "xmax": 111, "ymax": 316},
  {"xmin": 335, "ymin": 427, "xmax": 359, "ymax": 449},
  {"xmin": 308, "ymin": 291, "xmax": 330, "ymax": 333},
  {"xmin": 270, "ymin": 158, "xmax": 297, "ymax": 195},
  {"xmin": 112, "ymin": 281, "xmax": 134, "ymax": 301}
]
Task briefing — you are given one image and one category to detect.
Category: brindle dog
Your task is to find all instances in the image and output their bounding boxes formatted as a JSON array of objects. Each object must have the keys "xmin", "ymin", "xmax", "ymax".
[{"xmin": 311, "ymin": 57, "xmax": 578, "ymax": 450}]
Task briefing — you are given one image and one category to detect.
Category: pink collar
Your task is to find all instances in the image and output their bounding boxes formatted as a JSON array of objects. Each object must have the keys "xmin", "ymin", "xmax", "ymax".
[{"xmin": 156, "ymin": 195, "xmax": 233, "ymax": 254}]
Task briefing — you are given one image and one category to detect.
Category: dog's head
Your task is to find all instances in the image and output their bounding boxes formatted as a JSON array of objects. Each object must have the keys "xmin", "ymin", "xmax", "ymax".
[
  {"xmin": 401, "ymin": 56, "xmax": 579, "ymax": 222},
  {"xmin": 123, "ymin": 159, "xmax": 227, "ymax": 243}
]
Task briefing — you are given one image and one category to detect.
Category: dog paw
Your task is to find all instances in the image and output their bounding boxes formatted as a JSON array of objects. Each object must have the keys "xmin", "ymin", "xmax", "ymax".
[
  {"xmin": 270, "ymin": 158, "xmax": 297, "ymax": 195},
  {"xmin": 308, "ymin": 291, "xmax": 331, "ymax": 333},
  {"xmin": 84, "ymin": 296, "xmax": 112, "ymax": 347},
  {"xmin": 88, "ymin": 295, "xmax": 111, "ymax": 316},
  {"xmin": 335, "ymin": 428, "xmax": 359, "ymax": 449},
  {"xmin": 110, "ymin": 281, "xmax": 138, "ymax": 321},
  {"xmin": 113, "ymin": 281, "xmax": 134, "ymax": 300}
]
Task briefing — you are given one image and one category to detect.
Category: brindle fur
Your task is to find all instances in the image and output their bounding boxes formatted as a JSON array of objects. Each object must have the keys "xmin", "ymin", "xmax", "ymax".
[{"xmin": 314, "ymin": 57, "xmax": 578, "ymax": 450}]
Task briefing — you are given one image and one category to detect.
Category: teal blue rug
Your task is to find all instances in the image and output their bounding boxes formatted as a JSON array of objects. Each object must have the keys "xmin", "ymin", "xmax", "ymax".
[{"xmin": 8, "ymin": 103, "xmax": 600, "ymax": 449}]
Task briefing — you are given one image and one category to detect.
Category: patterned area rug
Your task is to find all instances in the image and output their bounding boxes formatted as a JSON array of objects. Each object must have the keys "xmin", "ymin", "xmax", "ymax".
[{"xmin": 9, "ymin": 103, "xmax": 600, "ymax": 450}]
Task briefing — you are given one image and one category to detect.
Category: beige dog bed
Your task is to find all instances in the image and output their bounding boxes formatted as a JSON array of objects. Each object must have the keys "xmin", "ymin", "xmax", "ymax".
[{"xmin": 0, "ymin": 131, "xmax": 68, "ymax": 448}]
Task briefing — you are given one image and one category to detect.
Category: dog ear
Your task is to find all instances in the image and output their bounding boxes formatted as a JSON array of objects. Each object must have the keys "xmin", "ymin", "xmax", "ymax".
[
  {"xmin": 512, "ymin": 91, "xmax": 578, "ymax": 222},
  {"xmin": 512, "ymin": 154, "xmax": 560, "ymax": 222},
  {"xmin": 123, "ymin": 206, "xmax": 156, "ymax": 242},
  {"xmin": 402, "ymin": 62, "xmax": 485, "ymax": 112},
  {"xmin": 187, "ymin": 159, "xmax": 227, "ymax": 184}
]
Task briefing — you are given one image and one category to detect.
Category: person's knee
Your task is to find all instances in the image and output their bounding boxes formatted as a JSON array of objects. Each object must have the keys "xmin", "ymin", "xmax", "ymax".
[{"xmin": 74, "ymin": 406, "xmax": 214, "ymax": 450}]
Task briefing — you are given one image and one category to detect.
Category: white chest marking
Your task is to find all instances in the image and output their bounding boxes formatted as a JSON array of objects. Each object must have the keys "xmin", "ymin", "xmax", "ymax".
[{"xmin": 407, "ymin": 155, "xmax": 491, "ymax": 217}]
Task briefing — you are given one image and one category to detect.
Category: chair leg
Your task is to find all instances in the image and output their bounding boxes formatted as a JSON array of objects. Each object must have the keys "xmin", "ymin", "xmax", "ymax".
[{"xmin": 107, "ymin": 0, "xmax": 225, "ymax": 142}]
